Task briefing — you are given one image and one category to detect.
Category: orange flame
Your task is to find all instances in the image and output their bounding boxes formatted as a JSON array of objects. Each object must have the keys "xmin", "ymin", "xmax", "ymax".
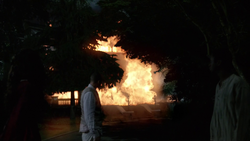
[
  {"xmin": 97, "ymin": 56, "xmax": 156, "ymax": 105},
  {"xmin": 94, "ymin": 36, "xmax": 156, "ymax": 105},
  {"xmin": 95, "ymin": 36, "xmax": 125, "ymax": 53}
]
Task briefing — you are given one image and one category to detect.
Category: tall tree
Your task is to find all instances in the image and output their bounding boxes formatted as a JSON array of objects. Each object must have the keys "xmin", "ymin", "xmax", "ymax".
[
  {"xmin": 95, "ymin": 0, "xmax": 213, "ymax": 101},
  {"xmin": 0, "ymin": 0, "xmax": 124, "ymax": 120},
  {"xmin": 40, "ymin": 0, "xmax": 124, "ymax": 93},
  {"xmin": 96, "ymin": 0, "xmax": 250, "ymax": 101},
  {"xmin": 171, "ymin": 0, "xmax": 250, "ymax": 82}
]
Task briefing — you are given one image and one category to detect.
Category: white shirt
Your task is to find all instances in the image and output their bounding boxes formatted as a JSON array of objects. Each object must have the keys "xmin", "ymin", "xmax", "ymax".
[
  {"xmin": 210, "ymin": 74, "xmax": 250, "ymax": 141},
  {"xmin": 80, "ymin": 84, "xmax": 102, "ymax": 138}
]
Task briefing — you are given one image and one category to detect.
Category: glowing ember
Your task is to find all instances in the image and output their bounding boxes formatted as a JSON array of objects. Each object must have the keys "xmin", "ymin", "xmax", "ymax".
[{"xmin": 49, "ymin": 66, "xmax": 54, "ymax": 71}]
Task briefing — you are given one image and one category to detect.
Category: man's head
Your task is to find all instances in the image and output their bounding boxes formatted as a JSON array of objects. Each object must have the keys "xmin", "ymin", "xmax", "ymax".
[
  {"xmin": 90, "ymin": 72, "xmax": 103, "ymax": 89},
  {"xmin": 208, "ymin": 48, "xmax": 234, "ymax": 73}
]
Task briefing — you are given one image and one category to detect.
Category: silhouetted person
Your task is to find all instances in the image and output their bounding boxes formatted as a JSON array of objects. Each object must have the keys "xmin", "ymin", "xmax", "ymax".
[
  {"xmin": 79, "ymin": 72, "xmax": 105, "ymax": 141},
  {"xmin": 0, "ymin": 49, "xmax": 46, "ymax": 141},
  {"xmin": 209, "ymin": 49, "xmax": 250, "ymax": 141}
]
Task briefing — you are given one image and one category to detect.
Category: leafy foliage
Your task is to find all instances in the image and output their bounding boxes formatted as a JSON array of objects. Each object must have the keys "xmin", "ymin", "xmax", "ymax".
[
  {"xmin": 0, "ymin": 0, "xmax": 124, "ymax": 95},
  {"xmin": 40, "ymin": 0, "xmax": 124, "ymax": 94},
  {"xmin": 95, "ymin": 0, "xmax": 213, "ymax": 101},
  {"xmin": 95, "ymin": 0, "xmax": 250, "ymax": 102}
]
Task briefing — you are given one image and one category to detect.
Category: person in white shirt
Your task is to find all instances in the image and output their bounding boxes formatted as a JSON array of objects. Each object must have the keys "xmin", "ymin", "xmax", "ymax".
[
  {"xmin": 209, "ymin": 49, "xmax": 250, "ymax": 141},
  {"xmin": 79, "ymin": 72, "xmax": 105, "ymax": 141}
]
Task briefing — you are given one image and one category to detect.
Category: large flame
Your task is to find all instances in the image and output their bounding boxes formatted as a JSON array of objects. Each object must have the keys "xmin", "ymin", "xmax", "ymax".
[
  {"xmin": 95, "ymin": 36, "xmax": 156, "ymax": 105},
  {"xmin": 49, "ymin": 36, "xmax": 166, "ymax": 106},
  {"xmin": 97, "ymin": 56, "xmax": 156, "ymax": 105}
]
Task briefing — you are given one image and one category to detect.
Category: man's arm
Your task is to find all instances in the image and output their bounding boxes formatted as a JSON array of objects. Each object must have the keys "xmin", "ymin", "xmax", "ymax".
[
  {"xmin": 84, "ymin": 92, "xmax": 100, "ymax": 138},
  {"xmin": 235, "ymin": 82, "xmax": 250, "ymax": 141},
  {"xmin": 210, "ymin": 105, "xmax": 216, "ymax": 141}
]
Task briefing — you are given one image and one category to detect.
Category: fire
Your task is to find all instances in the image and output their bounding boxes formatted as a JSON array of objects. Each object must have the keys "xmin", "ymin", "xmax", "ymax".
[
  {"xmin": 97, "ymin": 56, "xmax": 156, "ymax": 105},
  {"xmin": 53, "ymin": 91, "xmax": 79, "ymax": 105},
  {"xmin": 95, "ymin": 36, "xmax": 125, "ymax": 53},
  {"xmin": 95, "ymin": 36, "xmax": 156, "ymax": 105},
  {"xmin": 48, "ymin": 36, "xmax": 165, "ymax": 106},
  {"xmin": 53, "ymin": 91, "xmax": 78, "ymax": 99}
]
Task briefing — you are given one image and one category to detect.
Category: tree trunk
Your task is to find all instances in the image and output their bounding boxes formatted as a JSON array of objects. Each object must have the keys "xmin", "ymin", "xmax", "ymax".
[
  {"xmin": 78, "ymin": 90, "xmax": 81, "ymax": 106},
  {"xmin": 70, "ymin": 90, "xmax": 75, "ymax": 120}
]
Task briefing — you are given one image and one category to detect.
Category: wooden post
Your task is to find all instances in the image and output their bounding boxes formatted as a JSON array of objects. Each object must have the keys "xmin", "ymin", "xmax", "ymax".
[
  {"xmin": 78, "ymin": 91, "xmax": 81, "ymax": 106},
  {"xmin": 70, "ymin": 90, "xmax": 75, "ymax": 120},
  {"xmin": 127, "ymin": 95, "xmax": 130, "ymax": 106},
  {"xmin": 154, "ymin": 95, "xmax": 157, "ymax": 105}
]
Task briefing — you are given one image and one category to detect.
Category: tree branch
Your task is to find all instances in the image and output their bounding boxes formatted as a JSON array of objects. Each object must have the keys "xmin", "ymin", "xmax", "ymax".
[
  {"xmin": 211, "ymin": 0, "xmax": 226, "ymax": 27},
  {"xmin": 172, "ymin": 0, "xmax": 210, "ymax": 55},
  {"xmin": 211, "ymin": 0, "xmax": 247, "ymax": 81}
]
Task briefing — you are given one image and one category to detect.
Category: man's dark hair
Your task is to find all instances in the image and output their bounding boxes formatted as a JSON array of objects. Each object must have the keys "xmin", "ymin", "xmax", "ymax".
[
  {"xmin": 210, "ymin": 48, "xmax": 234, "ymax": 70},
  {"xmin": 90, "ymin": 72, "xmax": 103, "ymax": 83}
]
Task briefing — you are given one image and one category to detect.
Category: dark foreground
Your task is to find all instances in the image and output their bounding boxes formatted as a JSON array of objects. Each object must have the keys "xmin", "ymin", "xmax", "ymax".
[
  {"xmin": 43, "ymin": 117, "xmax": 210, "ymax": 141},
  {"xmin": 40, "ymin": 103, "xmax": 212, "ymax": 141}
]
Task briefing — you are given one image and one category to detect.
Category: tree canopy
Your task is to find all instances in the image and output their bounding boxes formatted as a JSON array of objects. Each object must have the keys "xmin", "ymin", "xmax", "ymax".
[
  {"xmin": 0, "ymin": 0, "xmax": 124, "ymax": 95},
  {"xmin": 94, "ymin": 0, "xmax": 250, "ymax": 101},
  {"xmin": 1, "ymin": 0, "xmax": 250, "ymax": 101}
]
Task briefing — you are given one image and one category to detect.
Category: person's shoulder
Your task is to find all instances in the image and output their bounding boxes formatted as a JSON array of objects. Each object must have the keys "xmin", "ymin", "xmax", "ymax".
[
  {"xmin": 231, "ymin": 74, "xmax": 242, "ymax": 82},
  {"xmin": 84, "ymin": 91, "xmax": 95, "ymax": 100},
  {"xmin": 231, "ymin": 74, "xmax": 249, "ymax": 87},
  {"xmin": 83, "ymin": 87, "xmax": 95, "ymax": 95},
  {"xmin": 83, "ymin": 87, "xmax": 95, "ymax": 93}
]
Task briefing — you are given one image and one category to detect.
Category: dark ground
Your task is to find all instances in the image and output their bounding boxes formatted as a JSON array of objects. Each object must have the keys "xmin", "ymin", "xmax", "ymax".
[
  {"xmin": 42, "ymin": 102, "xmax": 213, "ymax": 141},
  {"xmin": 44, "ymin": 117, "xmax": 211, "ymax": 141}
]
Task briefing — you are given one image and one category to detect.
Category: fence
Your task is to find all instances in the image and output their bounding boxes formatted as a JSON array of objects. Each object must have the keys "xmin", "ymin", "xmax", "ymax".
[{"xmin": 51, "ymin": 97, "xmax": 79, "ymax": 106}]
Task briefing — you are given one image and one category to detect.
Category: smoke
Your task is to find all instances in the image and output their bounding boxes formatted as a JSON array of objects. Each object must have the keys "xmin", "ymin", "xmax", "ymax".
[
  {"xmin": 112, "ymin": 53, "xmax": 128, "ymax": 86},
  {"xmin": 151, "ymin": 63, "xmax": 166, "ymax": 99},
  {"xmin": 114, "ymin": 53, "xmax": 128, "ymax": 71}
]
